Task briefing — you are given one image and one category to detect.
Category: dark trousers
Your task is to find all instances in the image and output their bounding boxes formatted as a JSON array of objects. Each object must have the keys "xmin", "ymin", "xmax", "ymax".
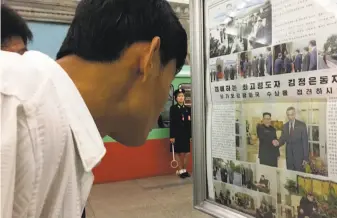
[{"xmin": 81, "ymin": 208, "xmax": 86, "ymax": 218}]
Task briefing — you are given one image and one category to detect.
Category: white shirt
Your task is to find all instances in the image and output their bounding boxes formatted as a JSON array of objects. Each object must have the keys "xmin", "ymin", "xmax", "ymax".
[
  {"xmin": 289, "ymin": 119, "xmax": 295, "ymax": 134},
  {"xmin": 0, "ymin": 51, "xmax": 106, "ymax": 218}
]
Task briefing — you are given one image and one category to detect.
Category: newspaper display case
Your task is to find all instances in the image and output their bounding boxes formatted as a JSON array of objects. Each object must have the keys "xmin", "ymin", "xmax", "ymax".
[{"xmin": 191, "ymin": 0, "xmax": 337, "ymax": 217}]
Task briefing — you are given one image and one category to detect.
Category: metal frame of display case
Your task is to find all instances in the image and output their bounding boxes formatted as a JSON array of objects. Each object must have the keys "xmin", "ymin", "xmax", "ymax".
[{"xmin": 190, "ymin": 0, "xmax": 252, "ymax": 217}]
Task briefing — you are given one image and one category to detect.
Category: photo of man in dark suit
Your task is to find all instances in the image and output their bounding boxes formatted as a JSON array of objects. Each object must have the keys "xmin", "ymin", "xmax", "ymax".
[
  {"xmin": 294, "ymin": 49, "xmax": 302, "ymax": 72},
  {"xmin": 302, "ymin": 47, "xmax": 311, "ymax": 72},
  {"xmin": 309, "ymin": 40, "xmax": 317, "ymax": 71},
  {"xmin": 266, "ymin": 47, "xmax": 272, "ymax": 75},
  {"xmin": 252, "ymin": 56, "xmax": 259, "ymax": 77},
  {"xmin": 257, "ymin": 112, "xmax": 279, "ymax": 167},
  {"xmin": 274, "ymin": 53, "xmax": 283, "ymax": 74},
  {"xmin": 272, "ymin": 107, "xmax": 309, "ymax": 172},
  {"xmin": 298, "ymin": 193, "xmax": 317, "ymax": 218},
  {"xmin": 259, "ymin": 54, "xmax": 265, "ymax": 76}
]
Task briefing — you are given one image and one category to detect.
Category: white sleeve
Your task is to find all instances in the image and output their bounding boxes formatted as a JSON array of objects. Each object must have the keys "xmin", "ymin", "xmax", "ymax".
[{"xmin": 1, "ymin": 94, "xmax": 18, "ymax": 218}]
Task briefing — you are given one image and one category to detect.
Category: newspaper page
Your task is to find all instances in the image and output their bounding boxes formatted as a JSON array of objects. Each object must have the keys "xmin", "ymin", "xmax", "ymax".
[{"xmin": 205, "ymin": 0, "xmax": 337, "ymax": 217}]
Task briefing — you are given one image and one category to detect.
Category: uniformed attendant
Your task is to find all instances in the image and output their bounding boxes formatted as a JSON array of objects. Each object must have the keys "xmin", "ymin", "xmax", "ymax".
[
  {"xmin": 257, "ymin": 112, "xmax": 280, "ymax": 167},
  {"xmin": 170, "ymin": 88, "xmax": 192, "ymax": 178}
]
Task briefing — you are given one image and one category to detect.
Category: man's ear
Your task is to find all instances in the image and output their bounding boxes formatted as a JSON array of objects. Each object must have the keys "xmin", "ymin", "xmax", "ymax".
[{"xmin": 141, "ymin": 37, "xmax": 161, "ymax": 82}]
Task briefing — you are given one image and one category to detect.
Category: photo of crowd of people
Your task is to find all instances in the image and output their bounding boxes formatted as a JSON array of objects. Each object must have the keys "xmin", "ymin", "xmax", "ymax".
[
  {"xmin": 235, "ymin": 99, "xmax": 328, "ymax": 177},
  {"xmin": 317, "ymin": 23, "xmax": 337, "ymax": 70},
  {"xmin": 209, "ymin": 0, "xmax": 272, "ymax": 58},
  {"xmin": 272, "ymin": 39, "xmax": 317, "ymax": 74},
  {"xmin": 238, "ymin": 46, "xmax": 272, "ymax": 78},
  {"xmin": 209, "ymin": 55, "xmax": 238, "ymax": 82}
]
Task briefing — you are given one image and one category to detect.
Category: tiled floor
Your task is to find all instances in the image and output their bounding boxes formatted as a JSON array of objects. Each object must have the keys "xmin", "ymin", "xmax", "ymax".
[{"xmin": 86, "ymin": 175, "xmax": 212, "ymax": 218}]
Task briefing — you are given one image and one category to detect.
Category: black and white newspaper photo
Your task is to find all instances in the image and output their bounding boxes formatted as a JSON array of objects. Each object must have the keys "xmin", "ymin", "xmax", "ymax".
[{"xmin": 209, "ymin": 0, "xmax": 272, "ymax": 59}]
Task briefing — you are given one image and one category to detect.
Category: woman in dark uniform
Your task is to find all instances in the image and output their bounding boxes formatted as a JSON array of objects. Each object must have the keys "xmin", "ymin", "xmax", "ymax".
[{"xmin": 170, "ymin": 88, "xmax": 191, "ymax": 179}]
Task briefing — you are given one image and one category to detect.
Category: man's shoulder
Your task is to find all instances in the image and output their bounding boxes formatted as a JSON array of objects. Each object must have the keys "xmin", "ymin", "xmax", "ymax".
[
  {"xmin": 0, "ymin": 51, "xmax": 51, "ymax": 101},
  {"xmin": 296, "ymin": 119, "xmax": 306, "ymax": 126}
]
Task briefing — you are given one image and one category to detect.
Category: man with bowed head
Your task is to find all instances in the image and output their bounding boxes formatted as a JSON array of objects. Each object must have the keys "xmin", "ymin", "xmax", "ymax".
[
  {"xmin": 272, "ymin": 107, "xmax": 309, "ymax": 172},
  {"xmin": 0, "ymin": 0, "xmax": 187, "ymax": 217}
]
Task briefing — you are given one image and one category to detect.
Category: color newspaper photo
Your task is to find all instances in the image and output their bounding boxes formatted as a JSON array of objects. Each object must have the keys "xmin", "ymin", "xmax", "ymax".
[{"xmin": 236, "ymin": 99, "xmax": 328, "ymax": 177}]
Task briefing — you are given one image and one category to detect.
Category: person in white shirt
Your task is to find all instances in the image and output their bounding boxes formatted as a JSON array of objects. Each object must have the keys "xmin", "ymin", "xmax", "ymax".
[{"xmin": 0, "ymin": 0, "xmax": 187, "ymax": 217}]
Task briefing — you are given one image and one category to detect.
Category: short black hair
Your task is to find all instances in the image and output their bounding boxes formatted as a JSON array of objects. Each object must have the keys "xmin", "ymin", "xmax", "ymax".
[
  {"xmin": 309, "ymin": 40, "xmax": 316, "ymax": 47},
  {"xmin": 263, "ymin": 112, "xmax": 271, "ymax": 117},
  {"xmin": 296, "ymin": 49, "xmax": 300, "ymax": 53},
  {"xmin": 1, "ymin": 4, "xmax": 33, "ymax": 45},
  {"xmin": 286, "ymin": 106, "xmax": 296, "ymax": 112},
  {"xmin": 56, "ymin": 0, "xmax": 187, "ymax": 73},
  {"xmin": 304, "ymin": 47, "xmax": 309, "ymax": 52}
]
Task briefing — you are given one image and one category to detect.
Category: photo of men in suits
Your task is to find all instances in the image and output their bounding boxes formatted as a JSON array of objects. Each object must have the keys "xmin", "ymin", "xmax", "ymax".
[
  {"xmin": 294, "ymin": 49, "xmax": 302, "ymax": 72},
  {"xmin": 241, "ymin": 47, "xmax": 271, "ymax": 78},
  {"xmin": 272, "ymin": 39, "xmax": 317, "ymax": 74},
  {"xmin": 272, "ymin": 107, "xmax": 309, "ymax": 172},
  {"xmin": 274, "ymin": 53, "xmax": 283, "ymax": 75}
]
